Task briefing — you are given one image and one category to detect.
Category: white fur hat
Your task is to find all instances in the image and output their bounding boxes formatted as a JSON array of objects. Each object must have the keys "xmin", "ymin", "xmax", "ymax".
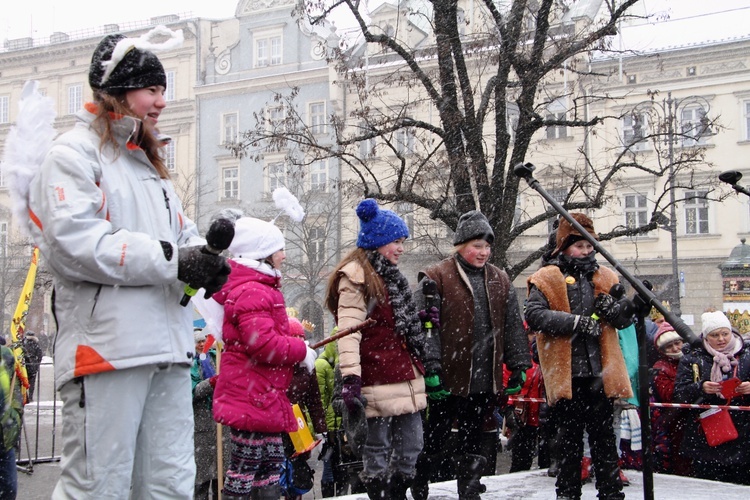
[
  {"xmin": 701, "ymin": 311, "xmax": 732, "ymax": 337},
  {"xmin": 227, "ymin": 217, "xmax": 285, "ymax": 260},
  {"xmin": 193, "ymin": 328, "xmax": 206, "ymax": 342}
]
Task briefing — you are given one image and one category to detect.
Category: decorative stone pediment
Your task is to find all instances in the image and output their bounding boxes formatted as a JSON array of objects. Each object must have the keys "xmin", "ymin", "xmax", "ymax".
[{"xmin": 238, "ymin": 0, "xmax": 294, "ymax": 15}]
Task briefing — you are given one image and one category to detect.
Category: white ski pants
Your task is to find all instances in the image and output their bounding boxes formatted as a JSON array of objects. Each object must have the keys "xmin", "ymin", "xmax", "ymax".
[{"xmin": 52, "ymin": 364, "xmax": 195, "ymax": 499}]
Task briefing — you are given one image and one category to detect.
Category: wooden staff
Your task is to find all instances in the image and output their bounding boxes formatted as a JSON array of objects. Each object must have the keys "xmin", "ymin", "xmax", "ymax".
[
  {"xmin": 210, "ymin": 339, "xmax": 223, "ymax": 500},
  {"xmin": 309, "ymin": 318, "xmax": 376, "ymax": 350}
]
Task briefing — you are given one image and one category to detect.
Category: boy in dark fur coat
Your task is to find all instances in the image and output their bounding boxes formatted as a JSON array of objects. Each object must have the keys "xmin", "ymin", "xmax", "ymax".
[{"xmin": 525, "ymin": 213, "xmax": 632, "ymax": 500}]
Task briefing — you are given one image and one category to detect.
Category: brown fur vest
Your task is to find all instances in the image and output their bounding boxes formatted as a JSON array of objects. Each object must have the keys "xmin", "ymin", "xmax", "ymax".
[{"xmin": 527, "ymin": 265, "xmax": 633, "ymax": 405}]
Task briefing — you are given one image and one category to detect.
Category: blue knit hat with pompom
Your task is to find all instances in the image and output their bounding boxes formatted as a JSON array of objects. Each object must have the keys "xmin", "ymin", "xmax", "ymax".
[{"xmin": 356, "ymin": 199, "xmax": 409, "ymax": 250}]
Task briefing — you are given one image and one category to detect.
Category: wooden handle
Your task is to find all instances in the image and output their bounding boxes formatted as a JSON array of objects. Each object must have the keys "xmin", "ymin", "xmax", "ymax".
[{"xmin": 309, "ymin": 318, "xmax": 376, "ymax": 350}]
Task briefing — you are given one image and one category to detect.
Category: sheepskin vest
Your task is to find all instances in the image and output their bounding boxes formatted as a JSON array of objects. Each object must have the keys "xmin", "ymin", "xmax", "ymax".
[{"xmin": 528, "ymin": 265, "xmax": 632, "ymax": 405}]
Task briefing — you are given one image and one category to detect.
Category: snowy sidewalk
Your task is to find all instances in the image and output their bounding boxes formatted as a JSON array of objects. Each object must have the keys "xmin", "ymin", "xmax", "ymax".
[{"xmin": 332, "ymin": 469, "xmax": 748, "ymax": 499}]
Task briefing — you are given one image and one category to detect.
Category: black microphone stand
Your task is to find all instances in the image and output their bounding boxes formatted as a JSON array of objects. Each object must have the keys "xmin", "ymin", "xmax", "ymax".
[
  {"xmin": 515, "ymin": 162, "xmax": 702, "ymax": 500},
  {"xmin": 719, "ymin": 170, "xmax": 750, "ymax": 198}
]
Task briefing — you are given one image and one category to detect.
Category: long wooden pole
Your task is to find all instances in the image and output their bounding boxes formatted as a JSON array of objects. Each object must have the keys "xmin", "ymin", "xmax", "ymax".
[
  {"xmin": 215, "ymin": 344, "xmax": 223, "ymax": 500},
  {"xmin": 309, "ymin": 318, "xmax": 376, "ymax": 350}
]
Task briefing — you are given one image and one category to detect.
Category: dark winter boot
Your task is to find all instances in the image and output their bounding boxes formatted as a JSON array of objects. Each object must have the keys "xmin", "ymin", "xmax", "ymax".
[
  {"xmin": 321, "ymin": 481, "xmax": 336, "ymax": 498},
  {"xmin": 454, "ymin": 454, "xmax": 487, "ymax": 500},
  {"xmin": 410, "ymin": 454, "xmax": 434, "ymax": 500},
  {"xmin": 547, "ymin": 458, "xmax": 560, "ymax": 477},
  {"xmin": 250, "ymin": 483, "xmax": 281, "ymax": 499},
  {"xmin": 388, "ymin": 472, "xmax": 413, "ymax": 500},
  {"xmin": 362, "ymin": 472, "xmax": 389, "ymax": 500}
]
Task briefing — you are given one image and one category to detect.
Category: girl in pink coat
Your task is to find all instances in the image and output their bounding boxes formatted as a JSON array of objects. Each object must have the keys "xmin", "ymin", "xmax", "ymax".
[{"xmin": 212, "ymin": 217, "xmax": 317, "ymax": 499}]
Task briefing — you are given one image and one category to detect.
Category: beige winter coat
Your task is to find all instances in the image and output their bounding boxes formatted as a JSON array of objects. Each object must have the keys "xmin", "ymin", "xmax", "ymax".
[{"xmin": 335, "ymin": 261, "xmax": 427, "ymax": 419}]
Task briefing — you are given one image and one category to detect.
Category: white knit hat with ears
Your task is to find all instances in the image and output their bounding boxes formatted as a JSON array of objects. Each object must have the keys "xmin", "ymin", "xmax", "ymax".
[
  {"xmin": 227, "ymin": 217, "xmax": 285, "ymax": 260},
  {"xmin": 701, "ymin": 311, "xmax": 732, "ymax": 337}
]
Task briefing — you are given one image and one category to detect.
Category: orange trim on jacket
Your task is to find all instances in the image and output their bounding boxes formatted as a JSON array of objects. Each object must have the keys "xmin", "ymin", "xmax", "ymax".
[{"xmin": 74, "ymin": 345, "xmax": 116, "ymax": 377}]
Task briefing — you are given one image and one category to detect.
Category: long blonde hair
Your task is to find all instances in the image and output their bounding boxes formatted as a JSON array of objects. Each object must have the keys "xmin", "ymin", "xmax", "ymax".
[
  {"xmin": 325, "ymin": 248, "xmax": 386, "ymax": 315},
  {"xmin": 92, "ymin": 91, "xmax": 170, "ymax": 179}
]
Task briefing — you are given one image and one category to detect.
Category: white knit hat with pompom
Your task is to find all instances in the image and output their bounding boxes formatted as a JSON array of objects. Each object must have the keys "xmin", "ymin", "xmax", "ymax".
[{"xmin": 227, "ymin": 217, "xmax": 285, "ymax": 260}]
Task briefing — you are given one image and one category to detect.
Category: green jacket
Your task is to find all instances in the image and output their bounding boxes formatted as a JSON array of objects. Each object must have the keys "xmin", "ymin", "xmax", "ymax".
[
  {"xmin": 315, "ymin": 342, "xmax": 341, "ymax": 431},
  {"xmin": 0, "ymin": 346, "xmax": 23, "ymax": 452}
]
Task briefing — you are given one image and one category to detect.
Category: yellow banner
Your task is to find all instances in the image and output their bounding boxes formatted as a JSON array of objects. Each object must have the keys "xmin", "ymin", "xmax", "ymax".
[{"xmin": 10, "ymin": 247, "xmax": 40, "ymax": 398}]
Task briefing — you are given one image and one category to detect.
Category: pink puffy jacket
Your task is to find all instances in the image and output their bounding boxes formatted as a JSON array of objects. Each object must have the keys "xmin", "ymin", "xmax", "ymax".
[{"xmin": 212, "ymin": 260, "xmax": 307, "ymax": 433}]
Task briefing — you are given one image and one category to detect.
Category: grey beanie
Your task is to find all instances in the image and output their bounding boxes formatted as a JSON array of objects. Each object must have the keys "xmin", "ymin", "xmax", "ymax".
[{"xmin": 453, "ymin": 210, "xmax": 494, "ymax": 245}]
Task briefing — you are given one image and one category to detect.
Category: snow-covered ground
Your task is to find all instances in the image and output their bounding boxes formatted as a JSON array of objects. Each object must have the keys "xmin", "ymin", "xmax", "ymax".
[{"xmin": 331, "ymin": 469, "xmax": 749, "ymax": 499}]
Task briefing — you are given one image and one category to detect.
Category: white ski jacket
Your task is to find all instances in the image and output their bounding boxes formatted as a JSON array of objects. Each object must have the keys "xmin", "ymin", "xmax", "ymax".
[{"xmin": 27, "ymin": 104, "xmax": 203, "ymax": 387}]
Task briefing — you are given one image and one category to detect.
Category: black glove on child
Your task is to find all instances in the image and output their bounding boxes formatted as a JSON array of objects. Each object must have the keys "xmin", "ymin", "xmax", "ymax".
[
  {"xmin": 341, "ymin": 375, "xmax": 365, "ymax": 414},
  {"xmin": 594, "ymin": 293, "xmax": 618, "ymax": 322},
  {"xmin": 574, "ymin": 314, "xmax": 600, "ymax": 338},
  {"xmin": 177, "ymin": 246, "xmax": 231, "ymax": 298}
]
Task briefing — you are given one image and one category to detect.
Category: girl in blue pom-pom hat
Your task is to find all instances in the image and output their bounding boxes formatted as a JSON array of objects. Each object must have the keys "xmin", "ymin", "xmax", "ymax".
[{"xmin": 324, "ymin": 198, "xmax": 427, "ymax": 499}]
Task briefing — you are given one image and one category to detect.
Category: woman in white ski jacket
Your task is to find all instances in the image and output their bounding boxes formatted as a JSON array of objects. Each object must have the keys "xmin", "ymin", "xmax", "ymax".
[{"xmin": 26, "ymin": 29, "xmax": 230, "ymax": 499}]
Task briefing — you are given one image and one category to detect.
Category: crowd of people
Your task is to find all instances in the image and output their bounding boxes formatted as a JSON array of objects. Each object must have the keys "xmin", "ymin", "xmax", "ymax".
[{"xmin": 7, "ymin": 25, "xmax": 750, "ymax": 500}]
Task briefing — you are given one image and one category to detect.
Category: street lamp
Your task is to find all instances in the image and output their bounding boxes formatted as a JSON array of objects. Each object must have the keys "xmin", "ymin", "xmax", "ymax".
[{"xmin": 628, "ymin": 92, "xmax": 713, "ymax": 317}]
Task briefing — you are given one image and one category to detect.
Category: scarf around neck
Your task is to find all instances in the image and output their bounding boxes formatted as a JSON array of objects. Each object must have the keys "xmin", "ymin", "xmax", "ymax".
[
  {"xmin": 702, "ymin": 333, "xmax": 742, "ymax": 384},
  {"xmin": 557, "ymin": 252, "xmax": 599, "ymax": 276},
  {"xmin": 367, "ymin": 250, "xmax": 426, "ymax": 364}
]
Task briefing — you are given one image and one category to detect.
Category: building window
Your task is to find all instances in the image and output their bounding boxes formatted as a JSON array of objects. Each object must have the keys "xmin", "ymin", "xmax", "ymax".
[
  {"xmin": 222, "ymin": 167, "xmax": 239, "ymax": 200},
  {"xmin": 68, "ymin": 84, "xmax": 83, "ymax": 115},
  {"xmin": 623, "ymin": 111, "xmax": 648, "ymax": 150},
  {"xmin": 624, "ymin": 194, "xmax": 648, "ymax": 229},
  {"xmin": 310, "ymin": 160, "xmax": 328, "ymax": 191},
  {"xmin": 309, "ymin": 226, "xmax": 325, "ymax": 264},
  {"xmin": 545, "ymin": 112, "xmax": 567, "ymax": 139},
  {"xmin": 506, "ymin": 106, "xmax": 520, "ymax": 142},
  {"xmin": 680, "ymin": 105, "xmax": 711, "ymax": 146},
  {"xmin": 359, "ymin": 123, "xmax": 376, "ymax": 158},
  {"xmin": 0, "ymin": 163, "xmax": 5, "ymax": 187},
  {"xmin": 395, "ymin": 128, "xmax": 414, "ymax": 155},
  {"xmin": 744, "ymin": 100, "xmax": 750, "ymax": 141},
  {"xmin": 684, "ymin": 190, "xmax": 709, "ymax": 234},
  {"xmin": 547, "ymin": 188, "xmax": 568, "ymax": 233},
  {"xmin": 395, "ymin": 202, "xmax": 414, "ymax": 235},
  {"xmin": 255, "ymin": 33, "xmax": 282, "ymax": 67},
  {"xmin": 222, "ymin": 112, "xmax": 238, "ymax": 144},
  {"xmin": 309, "ymin": 102, "xmax": 326, "ymax": 135},
  {"xmin": 165, "ymin": 71, "xmax": 175, "ymax": 101},
  {"xmin": 268, "ymin": 162, "xmax": 286, "ymax": 192},
  {"xmin": 164, "ymin": 140, "xmax": 176, "ymax": 172},
  {"xmin": 268, "ymin": 106, "xmax": 285, "ymax": 132},
  {"xmin": 545, "ymin": 99, "xmax": 567, "ymax": 140},
  {"xmin": 0, "ymin": 96, "xmax": 8, "ymax": 123}
]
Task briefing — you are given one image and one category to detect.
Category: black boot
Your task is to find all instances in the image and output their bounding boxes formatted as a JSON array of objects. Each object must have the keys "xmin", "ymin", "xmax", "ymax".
[
  {"xmin": 548, "ymin": 458, "xmax": 560, "ymax": 477},
  {"xmin": 410, "ymin": 454, "xmax": 434, "ymax": 500},
  {"xmin": 321, "ymin": 481, "xmax": 336, "ymax": 498},
  {"xmin": 454, "ymin": 454, "xmax": 487, "ymax": 500},
  {"xmin": 250, "ymin": 483, "xmax": 281, "ymax": 499},
  {"xmin": 362, "ymin": 472, "xmax": 389, "ymax": 500},
  {"xmin": 388, "ymin": 472, "xmax": 413, "ymax": 500}
]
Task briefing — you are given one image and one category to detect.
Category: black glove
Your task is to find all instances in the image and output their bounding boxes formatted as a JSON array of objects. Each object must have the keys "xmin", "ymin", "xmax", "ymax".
[
  {"xmin": 503, "ymin": 406, "xmax": 521, "ymax": 431},
  {"xmin": 595, "ymin": 293, "xmax": 635, "ymax": 328},
  {"xmin": 574, "ymin": 315, "xmax": 600, "ymax": 337},
  {"xmin": 594, "ymin": 293, "xmax": 618, "ymax": 322},
  {"xmin": 177, "ymin": 246, "xmax": 231, "ymax": 295},
  {"xmin": 341, "ymin": 375, "xmax": 365, "ymax": 414},
  {"xmin": 505, "ymin": 369, "xmax": 527, "ymax": 395}
]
